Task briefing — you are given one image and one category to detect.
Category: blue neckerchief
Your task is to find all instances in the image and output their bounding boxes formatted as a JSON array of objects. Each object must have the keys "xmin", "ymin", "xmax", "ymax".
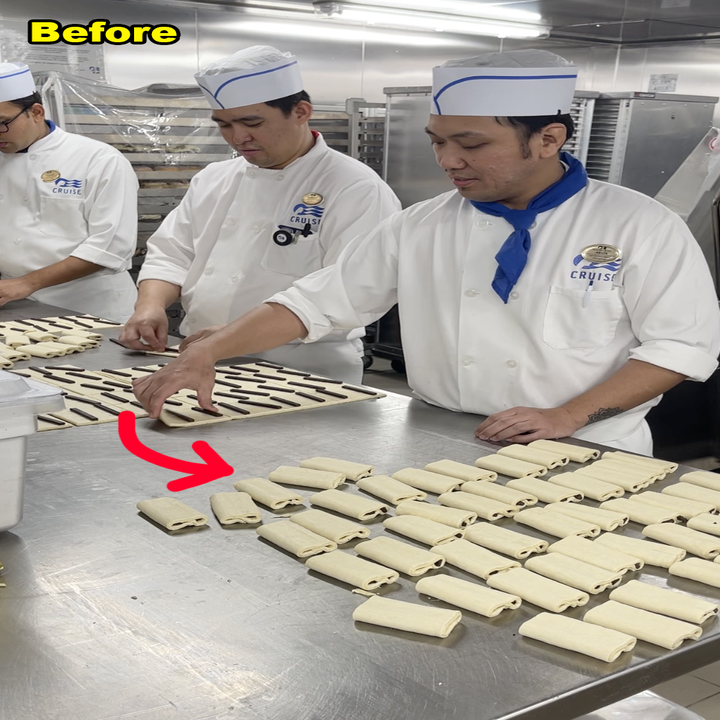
[
  {"xmin": 18, "ymin": 119, "xmax": 56, "ymax": 154},
  {"xmin": 470, "ymin": 151, "xmax": 588, "ymax": 303}
]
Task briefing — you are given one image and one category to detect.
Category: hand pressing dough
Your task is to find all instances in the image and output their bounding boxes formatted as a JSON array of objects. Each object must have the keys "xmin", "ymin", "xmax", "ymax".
[
  {"xmin": 594, "ymin": 533, "xmax": 685, "ymax": 568},
  {"xmin": 600, "ymin": 498, "xmax": 681, "ymax": 525},
  {"xmin": 497, "ymin": 444, "xmax": 569, "ymax": 469},
  {"xmin": 602, "ymin": 450, "xmax": 677, "ymax": 475},
  {"xmin": 306, "ymin": 550, "xmax": 398, "ymax": 590},
  {"xmin": 356, "ymin": 475, "xmax": 426, "ymax": 505},
  {"xmin": 610, "ymin": 580, "xmax": 718, "ymax": 624},
  {"xmin": 352, "ymin": 595, "xmax": 462, "ymax": 638},
  {"xmin": 460, "ymin": 480, "xmax": 537, "ymax": 508},
  {"xmin": 233, "ymin": 477, "xmax": 304, "ymax": 510},
  {"xmin": 355, "ymin": 536, "xmax": 445, "ymax": 576},
  {"xmin": 634, "ymin": 491, "xmax": 715, "ymax": 520},
  {"xmin": 424, "ymin": 459, "xmax": 497, "ymax": 483},
  {"xmin": 209, "ymin": 492, "xmax": 262, "ymax": 524},
  {"xmin": 689, "ymin": 513, "xmax": 720, "ymax": 536},
  {"xmin": 549, "ymin": 536, "xmax": 643, "ymax": 574},
  {"xmin": 642, "ymin": 523, "xmax": 720, "ymax": 559},
  {"xmin": 544, "ymin": 502, "xmax": 628, "ymax": 532},
  {"xmin": 299, "ymin": 457, "xmax": 373, "ymax": 481},
  {"xmin": 574, "ymin": 464, "xmax": 650, "ymax": 493},
  {"xmin": 681, "ymin": 471, "xmax": 720, "ymax": 493},
  {"xmin": 486, "ymin": 567, "xmax": 589, "ymax": 612},
  {"xmin": 507, "ymin": 477, "xmax": 583, "ymax": 504},
  {"xmin": 514, "ymin": 508, "xmax": 600, "ymax": 539},
  {"xmin": 392, "ymin": 468, "xmax": 464, "ymax": 494},
  {"xmin": 430, "ymin": 538, "xmax": 519, "ymax": 579},
  {"xmin": 519, "ymin": 613, "xmax": 635, "ymax": 662},
  {"xmin": 16, "ymin": 344, "xmax": 66, "ymax": 358},
  {"xmin": 464, "ymin": 523, "xmax": 548, "ymax": 559},
  {"xmin": 525, "ymin": 553, "xmax": 623, "ymax": 594},
  {"xmin": 256, "ymin": 520, "xmax": 336, "ymax": 557},
  {"xmin": 438, "ymin": 491, "xmax": 516, "ymax": 520},
  {"xmin": 417, "ymin": 575, "xmax": 521, "ymax": 617},
  {"xmin": 396, "ymin": 500, "xmax": 476, "ymax": 528},
  {"xmin": 137, "ymin": 497, "xmax": 208, "ymax": 530},
  {"xmin": 670, "ymin": 558, "xmax": 720, "ymax": 587},
  {"xmin": 310, "ymin": 489, "xmax": 388, "ymax": 521},
  {"xmin": 290, "ymin": 509, "xmax": 369, "ymax": 544},
  {"xmin": 529, "ymin": 440, "xmax": 600, "ymax": 463},
  {"xmin": 583, "ymin": 600, "xmax": 702, "ymax": 650},
  {"xmin": 474, "ymin": 454, "xmax": 547, "ymax": 478},
  {"xmin": 548, "ymin": 472, "xmax": 624, "ymax": 502},
  {"xmin": 383, "ymin": 515, "xmax": 464, "ymax": 546},
  {"xmin": 269, "ymin": 466, "xmax": 345, "ymax": 490},
  {"xmin": 663, "ymin": 483, "xmax": 720, "ymax": 511}
]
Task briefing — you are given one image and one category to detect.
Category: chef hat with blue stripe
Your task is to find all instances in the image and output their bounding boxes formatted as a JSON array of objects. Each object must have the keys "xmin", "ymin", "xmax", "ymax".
[
  {"xmin": 431, "ymin": 49, "xmax": 578, "ymax": 117},
  {"xmin": 194, "ymin": 45, "xmax": 304, "ymax": 111},
  {"xmin": 0, "ymin": 62, "xmax": 36, "ymax": 103}
]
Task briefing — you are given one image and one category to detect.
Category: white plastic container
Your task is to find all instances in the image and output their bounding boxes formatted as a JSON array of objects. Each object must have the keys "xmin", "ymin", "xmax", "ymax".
[{"xmin": 0, "ymin": 371, "xmax": 64, "ymax": 532}]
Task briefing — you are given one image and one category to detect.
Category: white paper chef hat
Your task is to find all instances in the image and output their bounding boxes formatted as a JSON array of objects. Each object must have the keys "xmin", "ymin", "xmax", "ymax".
[
  {"xmin": 431, "ymin": 49, "xmax": 578, "ymax": 117},
  {"xmin": 0, "ymin": 62, "xmax": 36, "ymax": 103},
  {"xmin": 195, "ymin": 45, "xmax": 304, "ymax": 110}
]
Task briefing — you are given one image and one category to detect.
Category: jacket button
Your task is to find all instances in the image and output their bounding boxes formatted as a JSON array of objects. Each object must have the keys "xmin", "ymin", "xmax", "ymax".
[
  {"xmin": 462, "ymin": 357, "xmax": 473, "ymax": 367},
  {"xmin": 510, "ymin": 291, "xmax": 520, "ymax": 300},
  {"xmin": 204, "ymin": 268, "xmax": 213, "ymax": 276},
  {"xmin": 506, "ymin": 359, "xmax": 517, "ymax": 368},
  {"xmin": 464, "ymin": 289, "xmax": 478, "ymax": 298}
]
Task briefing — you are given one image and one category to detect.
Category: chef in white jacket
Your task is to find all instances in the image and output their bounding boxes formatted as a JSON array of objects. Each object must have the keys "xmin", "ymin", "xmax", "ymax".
[
  {"xmin": 120, "ymin": 46, "xmax": 400, "ymax": 382},
  {"xmin": 132, "ymin": 50, "xmax": 720, "ymax": 454},
  {"xmin": 0, "ymin": 62, "xmax": 138, "ymax": 322}
]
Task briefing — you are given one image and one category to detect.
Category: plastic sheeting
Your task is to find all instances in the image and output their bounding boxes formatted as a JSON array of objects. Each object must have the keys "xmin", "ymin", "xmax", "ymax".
[{"xmin": 575, "ymin": 691, "xmax": 703, "ymax": 720}]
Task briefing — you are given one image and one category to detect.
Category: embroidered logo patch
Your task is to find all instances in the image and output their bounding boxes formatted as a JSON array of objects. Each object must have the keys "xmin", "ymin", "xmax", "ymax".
[
  {"xmin": 52, "ymin": 177, "xmax": 83, "ymax": 195},
  {"xmin": 289, "ymin": 202, "xmax": 325, "ymax": 227},
  {"xmin": 570, "ymin": 253, "xmax": 622, "ymax": 281}
]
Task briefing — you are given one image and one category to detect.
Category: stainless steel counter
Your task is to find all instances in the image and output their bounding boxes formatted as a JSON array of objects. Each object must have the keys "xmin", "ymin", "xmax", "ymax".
[{"xmin": 1, "ymin": 300, "xmax": 720, "ymax": 720}]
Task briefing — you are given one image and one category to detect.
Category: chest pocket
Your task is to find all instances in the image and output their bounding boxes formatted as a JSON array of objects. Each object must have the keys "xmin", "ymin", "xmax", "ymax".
[
  {"xmin": 39, "ymin": 196, "xmax": 86, "ymax": 240},
  {"xmin": 543, "ymin": 285, "xmax": 624, "ymax": 350},
  {"xmin": 261, "ymin": 232, "xmax": 323, "ymax": 278}
]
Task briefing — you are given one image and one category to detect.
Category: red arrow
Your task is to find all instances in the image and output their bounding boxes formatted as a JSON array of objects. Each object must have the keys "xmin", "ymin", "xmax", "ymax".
[{"xmin": 118, "ymin": 411, "xmax": 234, "ymax": 492}]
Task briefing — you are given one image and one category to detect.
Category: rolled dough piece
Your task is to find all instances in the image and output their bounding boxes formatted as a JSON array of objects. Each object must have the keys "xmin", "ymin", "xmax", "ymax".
[
  {"xmin": 209, "ymin": 492, "xmax": 262, "ymax": 524},
  {"xmin": 688, "ymin": 513, "xmax": 720, "ymax": 536},
  {"xmin": 299, "ymin": 456, "xmax": 373, "ymax": 481},
  {"xmin": 594, "ymin": 532, "xmax": 685, "ymax": 568},
  {"xmin": 137, "ymin": 497, "xmax": 208, "ymax": 530},
  {"xmin": 600, "ymin": 498, "xmax": 681, "ymax": 525},
  {"xmin": 355, "ymin": 536, "xmax": 445, "ymax": 576},
  {"xmin": 383, "ymin": 515, "xmax": 464, "ymax": 546},
  {"xmin": 525, "ymin": 553, "xmax": 623, "ymax": 594},
  {"xmin": 529, "ymin": 439, "xmax": 600, "ymax": 463},
  {"xmin": 0, "ymin": 357, "xmax": 12, "ymax": 369},
  {"xmin": 306, "ymin": 550, "xmax": 398, "ymax": 589},
  {"xmin": 460, "ymin": 480, "xmax": 537, "ymax": 508},
  {"xmin": 59, "ymin": 328, "xmax": 103, "ymax": 341},
  {"xmin": 16, "ymin": 344, "xmax": 66, "ymax": 358},
  {"xmin": 352, "ymin": 595, "xmax": 462, "ymax": 638},
  {"xmin": 486, "ymin": 567, "xmax": 589, "ymax": 612},
  {"xmin": 545, "ymin": 502, "xmax": 628, "ymax": 531},
  {"xmin": 356, "ymin": 475, "xmax": 426, "ymax": 505},
  {"xmin": 396, "ymin": 500, "xmax": 476, "ymax": 528},
  {"xmin": 438, "ymin": 491, "xmax": 517, "ymax": 520},
  {"xmin": 464, "ymin": 523, "xmax": 548, "ymax": 559},
  {"xmin": 23, "ymin": 330, "xmax": 57, "ymax": 342},
  {"xmin": 391, "ymin": 468, "xmax": 464, "ymax": 494},
  {"xmin": 268, "ymin": 466, "xmax": 345, "ymax": 490},
  {"xmin": 506, "ymin": 477, "xmax": 583, "ymax": 504},
  {"xmin": 233, "ymin": 477, "xmax": 304, "ymax": 510},
  {"xmin": 681, "ymin": 471, "xmax": 720, "ymax": 493},
  {"xmin": 2, "ymin": 331, "xmax": 35, "ymax": 348},
  {"xmin": 548, "ymin": 472, "xmax": 624, "ymax": 502},
  {"xmin": 497, "ymin": 444, "xmax": 569, "ymax": 468},
  {"xmin": 290, "ymin": 509, "xmax": 369, "ymax": 544},
  {"xmin": 430, "ymin": 538, "xmax": 520, "ymax": 579},
  {"xmin": 519, "ymin": 613, "xmax": 635, "ymax": 662},
  {"xmin": 610, "ymin": 580, "xmax": 718, "ymax": 624},
  {"xmin": 595, "ymin": 458, "xmax": 664, "ymax": 483},
  {"xmin": 548, "ymin": 535, "xmax": 643, "ymax": 574},
  {"xmin": 574, "ymin": 464, "xmax": 650, "ymax": 493},
  {"xmin": 515, "ymin": 508, "xmax": 599, "ymax": 539},
  {"xmin": 310, "ymin": 489, "xmax": 388, "ymax": 520},
  {"xmin": 0, "ymin": 343, "xmax": 30, "ymax": 361},
  {"xmin": 634, "ymin": 491, "xmax": 715, "ymax": 520},
  {"xmin": 670, "ymin": 558, "xmax": 720, "ymax": 587},
  {"xmin": 57, "ymin": 335, "xmax": 98, "ymax": 349},
  {"xmin": 425, "ymin": 459, "xmax": 497, "ymax": 482},
  {"xmin": 256, "ymin": 520, "xmax": 336, "ymax": 557},
  {"xmin": 416, "ymin": 575, "xmax": 521, "ymax": 617},
  {"xmin": 583, "ymin": 600, "xmax": 701, "ymax": 650},
  {"xmin": 602, "ymin": 450, "xmax": 678, "ymax": 475},
  {"xmin": 663, "ymin": 483, "xmax": 720, "ymax": 511},
  {"xmin": 642, "ymin": 523, "xmax": 720, "ymax": 559},
  {"xmin": 474, "ymin": 454, "xmax": 547, "ymax": 478},
  {"xmin": 39, "ymin": 341, "xmax": 84, "ymax": 354}
]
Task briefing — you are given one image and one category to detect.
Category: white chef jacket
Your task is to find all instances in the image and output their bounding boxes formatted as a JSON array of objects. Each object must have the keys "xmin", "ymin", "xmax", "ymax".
[
  {"xmin": 138, "ymin": 132, "xmax": 401, "ymax": 382},
  {"xmin": 0, "ymin": 125, "xmax": 138, "ymax": 322},
  {"xmin": 269, "ymin": 179, "xmax": 720, "ymax": 453}
]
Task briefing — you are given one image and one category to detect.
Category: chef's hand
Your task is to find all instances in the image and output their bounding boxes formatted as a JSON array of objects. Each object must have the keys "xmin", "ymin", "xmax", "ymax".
[
  {"xmin": 133, "ymin": 345, "xmax": 216, "ymax": 418},
  {"xmin": 179, "ymin": 324, "xmax": 224, "ymax": 352},
  {"xmin": 119, "ymin": 306, "xmax": 168, "ymax": 352},
  {"xmin": 475, "ymin": 406, "xmax": 580, "ymax": 444},
  {"xmin": 0, "ymin": 277, "xmax": 35, "ymax": 306}
]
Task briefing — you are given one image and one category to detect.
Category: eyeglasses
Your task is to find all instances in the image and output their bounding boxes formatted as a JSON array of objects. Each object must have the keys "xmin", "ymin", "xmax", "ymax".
[{"xmin": 0, "ymin": 109, "xmax": 27, "ymax": 134}]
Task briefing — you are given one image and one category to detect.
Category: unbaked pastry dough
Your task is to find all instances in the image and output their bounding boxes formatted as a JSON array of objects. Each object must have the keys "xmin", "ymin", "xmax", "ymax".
[
  {"xmin": 464, "ymin": 523, "xmax": 548, "ymax": 559},
  {"xmin": 39, "ymin": 341, "xmax": 84, "ymax": 354},
  {"xmin": 642, "ymin": 523, "xmax": 720, "ymax": 559},
  {"xmin": 416, "ymin": 575, "xmax": 521, "ymax": 617},
  {"xmin": 137, "ymin": 497, "xmax": 208, "ymax": 530},
  {"xmin": 548, "ymin": 472, "xmax": 624, "ymax": 502},
  {"xmin": 600, "ymin": 498, "xmax": 681, "ymax": 525},
  {"xmin": 681, "ymin": 471, "xmax": 720, "ymax": 493},
  {"xmin": 670, "ymin": 558, "xmax": 720, "ymax": 587},
  {"xmin": 256, "ymin": 520, "xmax": 336, "ymax": 557},
  {"xmin": 269, "ymin": 466, "xmax": 345, "ymax": 490},
  {"xmin": 289, "ymin": 509, "xmax": 370, "ymax": 544},
  {"xmin": 57, "ymin": 335, "xmax": 98, "ymax": 349},
  {"xmin": 310, "ymin": 489, "xmax": 388, "ymax": 520},
  {"xmin": 233, "ymin": 477, "xmax": 304, "ymax": 509},
  {"xmin": 460, "ymin": 480, "xmax": 537, "ymax": 507},
  {"xmin": 544, "ymin": 502, "xmax": 628, "ymax": 531},
  {"xmin": 688, "ymin": 513, "xmax": 720, "ymax": 536},
  {"xmin": 352, "ymin": 595, "xmax": 462, "ymax": 638},
  {"xmin": 610, "ymin": 580, "xmax": 718, "ymax": 624},
  {"xmin": 574, "ymin": 464, "xmax": 651, "ymax": 492},
  {"xmin": 594, "ymin": 532, "xmax": 685, "ymax": 568},
  {"xmin": 0, "ymin": 357, "xmax": 12, "ymax": 369},
  {"xmin": 486, "ymin": 567, "xmax": 589, "ymax": 612},
  {"xmin": 474, "ymin": 454, "xmax": 547, "ymax": 478},
  {"xmin": 299, "ymin": 457, "xmax": 374, "ymax": 481},
  {"xmin": 595, "ymin": 458, "xmax": 664, "ymax": 483},
  {"xmin": 429, "ymin": 538, "xmax": 520, "ymax": 579},
  {"xmin": 525, "ymin": 552, "xmax": 623, "ymax": 594},
  {"xmin": 0, "ymin": 343, "xmax": 29, "ymax": 361},
  {"xmin": 49, "ymin": 398, "xmax": 124, "ymax": 426},
  {"xmin": 356, "ymin": 475, "xmax": 426, "ymax": 505},
  {"xmin": 529, "ymin": 440, "xmax": 600, "ymax": 463},
  {"xmin": 355, "ymin": 536, "xmax": 445, "ymax": 576},
  {"xmin": 548, "ymin": 535, "xmax": 643, "ymax": 574},
  {"xmin": 391, "ymin": 468, "xmax": 464, "ymax": 494},
  {"xmin": 602, "ymin": 450, "xmax": 677, "ymax": 475},
  {"xmin": 396, "ymin": 500, "xmax": 477, "ymax": 528},
  {"xmin": 515, "ymin": 508, "xmax": 600, "ymax": 539},
  {"xmin": 15, "ymin": 343, "xmax": 66, "ymax": 358},
  {"xmin": 305, "ymin": 550, "xmax": 398, "ymax": 589},
  {"xmin": 663, "ymin": 483, "xmax": 720, "ymax": 510},
  {"xmin": 424, "ymin": 459, "xmax": 497, "ymax": 483},
  {"xmin": 383, "ymin": 515, "xmax": 464, "ymax": 546},
  {"xmin": 59, "ymin": 328, "xmax": 103, "ymax": 341},
  {"xmin": 209, "ymin": 492, "xmax": 262, "ymax": 524},
  {"xmin": 634, "ymin": 491, "xmax": 715, "ymax": 520},
  {"xmin": 23, "ymin": 330, "xmax": 57, "ymax": 342},
  {"xmin": 2, "ymin": 331, "xmax": 35, "ymax": 348},
  {"xmin": 158, "ymin": 404, "xmax": 233, "ymax": 428},
  {"xmin": 506, "ymin": 477, "xmax": 582, "ymax": 504},
  {"xmin": 497, "ymin": 444, "xmax": 569, "ymax": 468},
  {"xmin": 438, "ymin": 491, "xmax": 517, "ymax": 520}
]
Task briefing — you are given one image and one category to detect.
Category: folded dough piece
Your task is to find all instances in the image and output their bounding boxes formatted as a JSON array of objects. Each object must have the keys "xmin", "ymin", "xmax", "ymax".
[
  {"xmin": 634, "ymin": 491, "xmax": 715, "ymax": 520},
  {"xmin": 548, "ymin": 472, "xmax": 624, "ymax": 502},
  {"xmin": 355, "ymin": 536, "xmax": 445, "ymax": 576},
  {"xmin": 688, "ymin": 513, "xmax": 720, "ymax": 536},
  {"xmin": 0, "ymin": 343, "xmax": 30, "ymax": 362},
  {"xmin": 429, "ymin": 538, "xmax": 519, "ymax": 579},
  {"xmin": 256, "ymin": 520, "xmax": 336, "ymax": 557},
  {"xmin": 416, "ymin": 575, "xmax": 521, "ymax": 617},
  {"xmin": 519, "ymin": 613, "xmax": 635, "ymax": 662},
  {"xmin": 529, "ymin": 440, "xmax": 600, "ymax": 464},
  {"xmin": 396, "ymin": 500, "xmax": 476, "ymax": 528},
  {"xmin": 39, "ymin": 341, "xmax": 84, "ymax": 354},
  {"xmin": 0, "ymin": 357, "xmax": 12, "ymax": 369},
  {"xmin": 306, "ymin": 550, "xmax": 398, "ymax": 589},
  {"xmin": 391, "ymin": 468, "xmax": 464, "ymax": 494},
  {"xmin": 600, "ymin": 498, "xmax": 681, "ymax": 525},
  {"xmin": 487, "ymin": 567, "xmax": 589, "ymax": 612},
  {"xmin": 507, "ymin": 477, "xmax": 582, "ymax": 504},
  {"xmin": 290, "ymin": 509, "xmax": 370, "ymax": 544},
  {"xmin": 3, "ymin": 331, "xmax": 35, "ymax": 348},
  {"xmin": 583, "ymin": 600, "xmax": 701, "ymax": 650},
  {"xmin": 525, "ymin": 553, "xmax": 623, "ymax": 594},
  {"xmin": 15, "ymin": 343, "xmax": 66, "ymax": 358},
  {"xmin": 23, "ymin": 330, "xmax": 57, "ymax": 342},
  {"xmin": 464, "ymin": 523, "xmax": 548, "ymax": 559},
  {"xmin": 137, "ymin": 497, "xmax": 209, "ymax": 530},
  {"xmin": 356, "ymin": 475, "xmax": 426, "ymax": 505},
  {"xmin": 498, "ymin": 444, "xmax": 569, "ymax": 468},
  {"xmin": 574, "ymin": 464, "xmax": 650, "ymax": 493},
  {"xmin": 474, "ymin": 454, "xmax": 546, "ymax": 478},
  {"xmin": 233, "ymin": 477, "xmax": 304, "ymax": 510},
  {"xmin": 548, "ymin": 535, "xmax": 643, "ymax": 574},
  {"xmin": 425, "ymin": 459, "xmax": 497, "ymax": 482},
  {"xmin": 663, "ymin": 483, "xmax": 720, "ymax": 511},
  {"xmin": 595, "ymin": 458, "xmax": 663, "ymax": 483},
  {"xmin": 594, "ymin": 533, "xmax": 685, "ymax": 568},
  {"xmin": 268, "ymin": 466, "xmax": 345, "ymax": 490},
  {"xmin": 461, "ymin": 480, "xmax": 537, "ymax": 508},
  {"xmin": 310, "ymin": 489, "xmax": 388, "ymax": 520},
  {"xmin": 610, "ymin": 580, "xmax": 718, "ymax": 624},
  {"xmin": 59, "ymin": 328, "xmax": 103, "ymax": 341},
  {"xmin": 681, "ymin": 471, "xmax": 720, "ymax": 493},
  {"xmin": 602, "ymin": 450, "xmax": 678, "ymax": 475},
  {"xmin": 515, "ymin": 508, "xmax": 599, "ymax": 539},
  {"xmin": 545, "ymin": 502, "xmax": 628, "ymax": 532},
  {"xmin": 383, "ymin": 515, "xmax": 464, "ymax": 546},
  {"xmin": 209, "ymin": 492, "xmax": 262, "ymax": 524},
  {"xmin": 57, "ymin": 335, "xmax": 98, "ymax": 349},
  {"xmin": 299, "ymin": 457, "xmax": 373, "ymax": 481},
  {"xmin": 438, "ymin": 491, "xmax": 516, "ymax": 520},
  {"xmin": 670, "ymin": 558, "xmax": 720, "ymax": 588},
  {"xmin": 352, "ymin": 595, "xmax": 461, "ymax": 638},
  {"xmin": 642, "ymin": 523, "xmax": 720, "ymax": 559}
]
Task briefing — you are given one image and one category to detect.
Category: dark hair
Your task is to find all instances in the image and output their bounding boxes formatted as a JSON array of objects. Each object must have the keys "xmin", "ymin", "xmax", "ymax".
[
  {"xmin": 496, "ymin": 113, "xmax": 574, "ymax": 158},
  {"xmin": 264, "ymin": 90, "xmax": 310, "ymax": 116},
  {"xmin": 8, "ymin": 91, "xmax": 42, "ymax": 111}
]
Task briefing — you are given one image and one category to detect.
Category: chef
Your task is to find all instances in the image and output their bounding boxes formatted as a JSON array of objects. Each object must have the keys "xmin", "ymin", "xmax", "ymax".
[
  {"xmin": 132, "ymin": 49, "xmax": 720, "ymax": 454},
  {"xmin": 0, "ymin": 62, "xmax": 138, "ymax": 322},
  {"xmin": 119, "ymin": 45, "xmax": 400, "ymax": 383}
]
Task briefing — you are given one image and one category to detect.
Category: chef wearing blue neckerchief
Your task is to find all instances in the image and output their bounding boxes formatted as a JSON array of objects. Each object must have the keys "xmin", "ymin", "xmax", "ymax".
[{"xmin": 132, "ymin": 49, "xmax": 720, "ymax": 455}]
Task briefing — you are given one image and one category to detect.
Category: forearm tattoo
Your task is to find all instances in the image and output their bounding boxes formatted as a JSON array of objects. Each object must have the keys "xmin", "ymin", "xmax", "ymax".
[{"xmin": 587, "ymin": 407, "xmax": 624, "ymax": 424}]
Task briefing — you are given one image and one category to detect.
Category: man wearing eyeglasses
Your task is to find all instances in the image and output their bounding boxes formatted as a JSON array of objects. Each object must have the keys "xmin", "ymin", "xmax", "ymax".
[{"xmin": 0, "ymin": 62, "xmax": 138, "ymax": 322}]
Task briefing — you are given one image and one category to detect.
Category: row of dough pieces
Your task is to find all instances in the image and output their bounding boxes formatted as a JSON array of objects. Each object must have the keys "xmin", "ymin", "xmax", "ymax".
[{"xmin": 135, "ymin": 450, "xmax": 720, "ymax": 660}]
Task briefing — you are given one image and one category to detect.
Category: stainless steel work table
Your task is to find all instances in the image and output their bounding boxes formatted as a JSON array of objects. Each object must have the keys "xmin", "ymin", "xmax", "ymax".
[{"xmin": 1, "ymin": 300, "xmax": 718, "ymax": 720}]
